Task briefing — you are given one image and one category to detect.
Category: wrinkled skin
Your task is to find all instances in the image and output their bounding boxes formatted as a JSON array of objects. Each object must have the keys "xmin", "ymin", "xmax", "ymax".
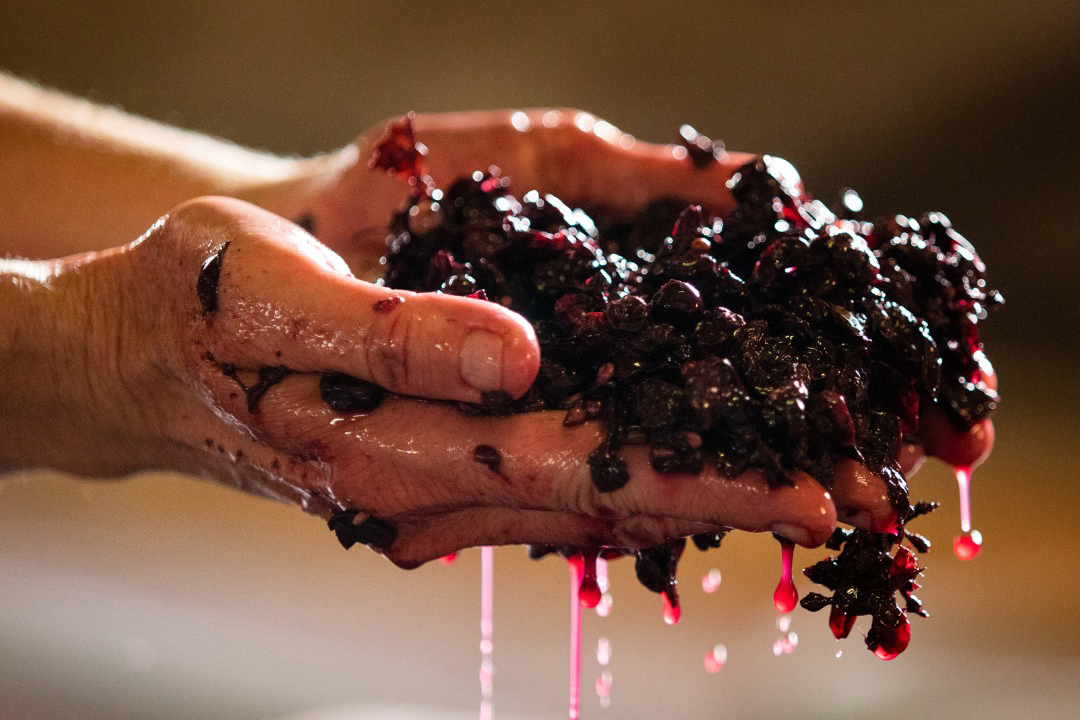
[{"xmin": 51, "ymin": 111, "xmax": 996, "ymax": 567}]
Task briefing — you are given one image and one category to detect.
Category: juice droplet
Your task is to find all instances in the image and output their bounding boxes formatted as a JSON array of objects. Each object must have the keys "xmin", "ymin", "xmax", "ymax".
[
  {"xmin": 954, "ymin": 529, "xmax": 983, "ymax": 560},
  {"xmin": 864, "ymin": 613, "xmax": 907, "ymax": 660},
  {"xmin": 596, "ymin": 557, "xmax": 610, "ymax": 592},
  {"xmin": 953, "ymin": 466, "xmax": 983, "ymax": 560},
  {"xmin": 595, "ymin": 670, "xmax": 613, "ymax": 699},
  {"xmin": 828, "ymin": 605, "xmax": 856, "ymax": 639},
  {"xmin": 596, "ymin": 636, "xmax": 611, "ymax": 666},
  {"xmin": 568, "ymin": 558, "xmax": 583, "ymax": 720},
  {"xmin": 440, "ymin": 553, "xmax": 457, "ymax": 565},
  {"xmin": 704, "ymin": 644, "xmax": 728, "ymax": 673},
  {"xmin": 771, "ymin": 632, "xmax": 799, "ymax": 656},
  {"xmin": 479, "ymin": 547, "xmax": 494, "ymax": 719},
  {"xmin": 596, "ymin": 592, "xmax": 613, "ymax": 618},
  {"xmin": 777, "ymin": 614, "xmax": 791, "ymax": 632},
  {"xmin": 773, "ymin": 539, "xmax": 798, "ymax": 613},
  {"xmin": 662, "ymin": 588, "xmax": 681, "ymax": 625},
  {"xmin": 701, "ymin": 568, "xmax": 722, "ymax": 594},
  {"xmin": 577, "ymin": 550, "xmax": 602, "ymax": 608}
]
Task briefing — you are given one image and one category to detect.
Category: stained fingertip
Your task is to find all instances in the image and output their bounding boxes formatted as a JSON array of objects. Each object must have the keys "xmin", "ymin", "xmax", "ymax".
[
  {"xmin": 767, "ymin": 475, "xmax": 837, "ymax": 548},
  {"xmin": 898, "ymin": 443, "xmax": 926, "ymax": 477},
  {"xmin": 921, "ymin": 411, "xmax": 995, "ymax": 469},
  {"xmin": 830, "ymin": 459, "xmax": 894, "ymax": 533}
]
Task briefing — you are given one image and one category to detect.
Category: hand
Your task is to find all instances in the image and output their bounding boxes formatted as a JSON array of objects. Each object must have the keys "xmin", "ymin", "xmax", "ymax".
[
  {"xmin": 255, "ymin": 110, "xmax": 759, "ymax": 277},
  {"xmin": 249, "ymin": 110, "xmax": 996, "ymax": 549},
  {"xmin": 0, "ymin": 197, "xmax": 841, "ymax": 568},
  {"xmin": 0, "ymin": 109, "xmax": 996, "ymax": 567}
]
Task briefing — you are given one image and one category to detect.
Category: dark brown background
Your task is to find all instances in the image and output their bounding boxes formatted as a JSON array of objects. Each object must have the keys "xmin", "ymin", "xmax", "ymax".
[{"xmin": 1, "ymin": 2, "xmax": 1077, "ymax": 719}]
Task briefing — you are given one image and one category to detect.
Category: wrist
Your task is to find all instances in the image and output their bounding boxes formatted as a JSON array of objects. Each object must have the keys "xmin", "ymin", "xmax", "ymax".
[{"xmin": 0, "ymin": 250, "xmax": 163, "ymax": 476}]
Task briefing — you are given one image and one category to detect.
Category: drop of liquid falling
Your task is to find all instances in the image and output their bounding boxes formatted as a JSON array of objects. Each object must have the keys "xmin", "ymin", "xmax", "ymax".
[
  {"xmin": 577, "ymin": 550, "xmax": 602, "ymax": 609},
  {"xmin": 704, "ymin": 644, "xmax": 728, "ymax": 673},
  {"xmin": 701, "ymin": 568, "xmax": 722, "ymax": 594},
  {"xmin": 479, "ymin": 546, "xmax": 494, "ymax": 720},
  {"xmin": 777, "ymin": 614, "xmax": 791, "ymax": 632},
  {"xmin": 568, "ymin": 557, "xmax": 584, "ymax": 720},
  {"xmin": 953, "ymin": 466, "xmax": 983, "ymax": 560},
  {"xmin": 954, "ymin": 529, "xmax": 984, "ymax": 560},
  {"xmin": 662, "ymin": 589, "xmax": 682, "ymax": 625},
  {"xmin": 596, "ymin": 592, "xmax": 613, "ymax": 618},
  {"xmin": 595, "ymin": 670, "xmax": 613, "ymax": 700},
  {"xmin": 773, "ymin": 538, "xmax": 798, "ymax": 613},
  {"xmin": 597, "ymin": 637, "xmax": 611, "ymax": 666}
]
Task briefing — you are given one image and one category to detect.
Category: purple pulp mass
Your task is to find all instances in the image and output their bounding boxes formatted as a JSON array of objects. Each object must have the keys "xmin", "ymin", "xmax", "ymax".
[{"xmin": 366, "ymin": 116, "xmax": 1001, "ymax": 658}]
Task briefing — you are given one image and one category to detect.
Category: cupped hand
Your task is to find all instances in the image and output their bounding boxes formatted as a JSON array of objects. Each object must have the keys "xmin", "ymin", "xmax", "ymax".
[
  {"xmin": 252, "ymin": 110, "xmax": 995, "ymax": 545},
  {"xmin": 77, "ymin": 196, "xmax": 837, "ymax": 568},
  {"xmin": 259, "ymin": 110, "xmax": 758, "ymax": 277},
  {"xmin": 54, "ymin": 110, "xmax": 996, "ymax": 566}
]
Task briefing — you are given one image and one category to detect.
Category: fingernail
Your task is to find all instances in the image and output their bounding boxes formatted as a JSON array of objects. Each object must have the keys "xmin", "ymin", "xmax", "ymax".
[
  {"xmin": 460, "ymin": 330, "xmax": 504, "ymax": 392},
  {"xmin": 837, "ymin": 509, "xmax": 871, "ymax": 529},
  {"xmin": 771, "ymin": 523, "xmax": 811, "ymax": 547}
]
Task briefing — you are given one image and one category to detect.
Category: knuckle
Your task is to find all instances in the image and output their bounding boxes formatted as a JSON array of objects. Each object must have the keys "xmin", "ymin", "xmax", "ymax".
[
  {"xmin": 530, "ymin": 115, "xmax": 604, "ymax": 198},
  {"xmin": 364, "ymin": 306, "xmax": 415, "ymax": 390}
]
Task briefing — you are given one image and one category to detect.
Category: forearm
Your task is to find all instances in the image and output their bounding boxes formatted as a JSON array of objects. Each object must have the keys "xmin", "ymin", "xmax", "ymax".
[{"xmin": 0, "ymin": 72, "xmax": 309, "ymax": 258}]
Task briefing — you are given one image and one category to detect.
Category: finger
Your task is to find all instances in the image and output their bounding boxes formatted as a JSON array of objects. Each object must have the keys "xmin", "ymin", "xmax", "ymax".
[
  {"xmin": 829, "ymin": 459, "xmax": 896, "ymax": 532},
  {"xmin": 916, "ymin": 351, "xmax": 996, "ymax": 468},
  {"xmin": 384, "ymin": 508, "xmax": 725, "ymax": 569},
  {"xmin": 195, "ymin": 197, "xmax": 540, "ymax": 402},
  {"xmin": 203, "ymin": 373, "xmax": 837, "ymax": 548},
  {"xmin": 920, "ymin": 410, "xmax": 995, "ymax": 469},
  {"xmin": 892, "ymin": 357, "xmax": 994, "ymax": 477},
  {"xmin": 898, "ymin": 443, "xmax": 927, "ymax": 477},
  {"xmin": 404, "ymin": 109, "xmax": 759, "ymax": 216}
]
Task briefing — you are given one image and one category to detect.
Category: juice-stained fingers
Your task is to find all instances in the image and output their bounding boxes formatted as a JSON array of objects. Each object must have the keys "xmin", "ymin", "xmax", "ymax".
[
  {"xmin": 383, "ymin": 508, "xmax": 726, "ymax": 569},
  {"xmin": 399, "ymin": 109, "xmax": 758, "ymax": 216},
  {"xmin": 199, "ymin": 373, "xmax": 837, "ymax": 549}
]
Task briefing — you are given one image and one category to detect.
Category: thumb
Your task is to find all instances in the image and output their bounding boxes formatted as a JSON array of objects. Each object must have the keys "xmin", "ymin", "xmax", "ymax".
[{"xmin": 195, "ymin": 198, "xmax": 540, "ymax": 402}]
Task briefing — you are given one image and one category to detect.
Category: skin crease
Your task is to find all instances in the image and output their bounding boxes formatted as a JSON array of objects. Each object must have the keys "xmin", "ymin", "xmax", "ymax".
[{"xmin": 0, "ymin": 103, "xmax": 997, "ymax": 567}]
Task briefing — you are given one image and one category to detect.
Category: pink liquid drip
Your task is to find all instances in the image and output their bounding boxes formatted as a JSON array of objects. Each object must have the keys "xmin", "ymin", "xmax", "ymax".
[
  {"xmin": 773, "ymin": 539, "xmax": 798, "ymax": 613},
  {"xmin": 480, "ymin": 546, "xmax": 494, "ymax": 720},
  {"xmin": 595, "ymin": 671, "xmax": 612, "ymax": 699},
  {"xmin": 704, "ymin": 644, "xmax": 727, "ymax": 673},
  {"xmin": 701, "ymin": 568, "xmax": 722, "ymax": 594},
  {"xmin": 440, "ymin": 553, "xmax": 457, "ymax": 565},
  {"xmin": 578, "ymin": 550, "xmax": 602, "ymax": 609},
  {"xmin": 568, "ymin": 558, "xmax": 583, "ymax": 720},
  {"xmin": 661, "ymin": 589, "xmax": 681, "ymax": 625},
  {"xmin": 595, "ymin": 557, "xmax": 612, "ymax": 617},
  {"xmin": 953, "ymin": 466, "xmax": 983, "ymax": 560}
]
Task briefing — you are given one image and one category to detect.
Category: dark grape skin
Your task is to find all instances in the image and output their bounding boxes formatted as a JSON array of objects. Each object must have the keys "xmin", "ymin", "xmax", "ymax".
[{"xmin": 375, "ymin": 124, "xmax": 999, "ymax": 657}]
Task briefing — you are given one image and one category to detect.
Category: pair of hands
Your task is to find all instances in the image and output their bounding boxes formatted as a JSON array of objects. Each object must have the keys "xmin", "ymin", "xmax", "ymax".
[{"xmin": 11, "ymin": 110, "xmax": 994, "ymax": 567}]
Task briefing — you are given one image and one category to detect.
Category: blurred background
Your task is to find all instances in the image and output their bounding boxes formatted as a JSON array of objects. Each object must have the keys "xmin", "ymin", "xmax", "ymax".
[{"xmin": 1, "ymin": 1, "xmax": 1077, "ymax": 718}]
